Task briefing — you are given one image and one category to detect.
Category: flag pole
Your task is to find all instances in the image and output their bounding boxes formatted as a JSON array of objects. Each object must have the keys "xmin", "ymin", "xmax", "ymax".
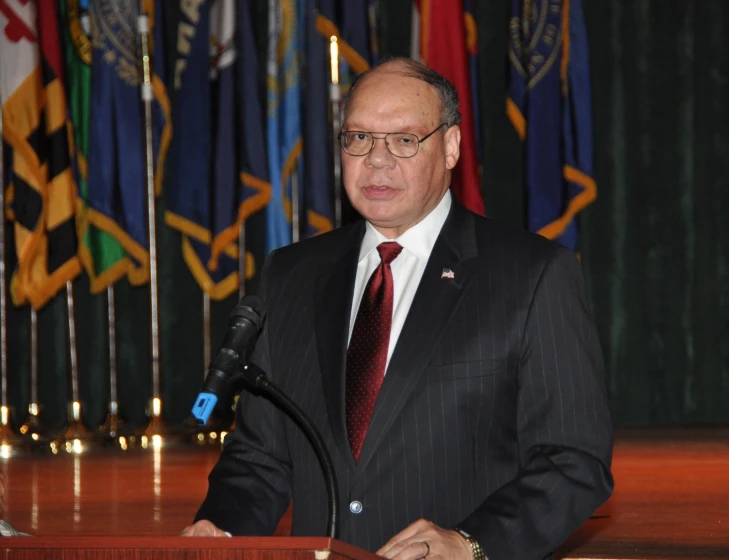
[
  {"xmin": 238, "ymin": 223, "xmax": 246, "ymax": 299},
  {"xmin": 196, "ymin": 290, "xmax": 213, "ymax": 441},
  {"xmin": 99, "ymin": 285, "xmax": 122, "ymax": 440},
  {"xmin": 203, "ymin": 293, "xmax": 211, "ymax": 383},
  {"xmin": 138, "ymin": 10, "xmax": 165, "ymax": 445},
  {"xmin": 19, "ymin": 308, "xmax": 44, "ymax": 443},
  {"xmin": 0, "ymin": 127, "xmax": 16, "ymax": 449},
  {"xmin": 291, "ymin": 172, "xmax": 301, "ymax": 243},
  {"xmin": 61, "ymin": 280, "xmax": 89, "ymax": 446},
  {"xmin": 328, "ymin": 37, "xmax": 342, "ymax": 229}
]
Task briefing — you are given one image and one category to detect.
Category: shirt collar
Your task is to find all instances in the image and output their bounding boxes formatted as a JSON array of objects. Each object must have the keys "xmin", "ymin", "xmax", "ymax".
[{"xmin": 358, "ymin": 190, "xmax": 452, "ymax": 262}]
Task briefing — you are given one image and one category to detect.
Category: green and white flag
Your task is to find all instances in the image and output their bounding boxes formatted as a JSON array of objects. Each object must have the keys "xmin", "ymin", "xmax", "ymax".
[{"xmin": 61, "ymin": 0, "xmax": 135, "ymax": 292}]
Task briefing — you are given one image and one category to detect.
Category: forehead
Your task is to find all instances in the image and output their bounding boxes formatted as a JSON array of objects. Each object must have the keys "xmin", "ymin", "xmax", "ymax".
[{"xmin": 344, "ymin": 71, "xmax": 441, "ymax": 130}]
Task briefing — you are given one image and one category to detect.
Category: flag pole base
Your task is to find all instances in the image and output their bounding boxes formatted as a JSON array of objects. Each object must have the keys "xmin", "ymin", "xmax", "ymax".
[
  {"xmin": 0, "ymin": 406, "xmax": 16, "ymax": 444},
  {"xmin": 143, "ymin": 398, "xmax": 166, "ymax": 434},
  {"xmin": 61, "ymin": 401, "xmax": 91, "ymax": 440},
  {"xmin": 55, "ymin": 403, "xmax": 94, "ymax": 453},
  {"xmin": 141, "ymin": 410, "xmax": 168, "ymax": 450},
  {"xmin": 99, "ymin": 411, "xmax": 123, "ymax": 439},
  {"xmin": 0, "ymin": 423, "xmax": 15, "ymax": 442},
  {"xmin": 139, "ymin": 397, "xmax": 170, "ymax": 448},
  {"xmin": 61, "ymin": 420, "xmax": 90, "ymax": 441},
  {"xmin": 19, "ymin": 403, "xmax": 47, "ymax": 445},
  {"xmin": 143, "ymin": 413, "xmax": 166, "ymax": 435}
]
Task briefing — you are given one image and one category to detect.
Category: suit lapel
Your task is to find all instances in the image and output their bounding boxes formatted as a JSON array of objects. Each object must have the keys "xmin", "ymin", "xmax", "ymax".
[
  {"xmin": 355, "ymin": 202, "xmax": 479, "ymax": 472},
  {"xmin": 315, "ymin": 222, "xmax": 365, "ymax": 471}
]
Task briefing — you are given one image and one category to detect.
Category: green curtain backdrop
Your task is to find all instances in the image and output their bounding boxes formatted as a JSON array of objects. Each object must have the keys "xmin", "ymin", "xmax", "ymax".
[
  {"xmin": 4, "ymin": 0, "xmax": 728, "ymax": 433},
  {"xmin": 580, "ymin": 0, "xmax": 729, "ymax": 425}
]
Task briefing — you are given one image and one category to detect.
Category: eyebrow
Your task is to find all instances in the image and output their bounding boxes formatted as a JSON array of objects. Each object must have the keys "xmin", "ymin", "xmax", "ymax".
[{"xmin": 342, "ymin": 123, "xmax": 428, "ymax": 134}]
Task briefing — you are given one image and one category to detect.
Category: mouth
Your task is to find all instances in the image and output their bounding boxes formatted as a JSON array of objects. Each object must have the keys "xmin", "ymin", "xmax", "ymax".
[{"xmin": 362, "ymin": 184, "xmax": 398, "ymax": 199}]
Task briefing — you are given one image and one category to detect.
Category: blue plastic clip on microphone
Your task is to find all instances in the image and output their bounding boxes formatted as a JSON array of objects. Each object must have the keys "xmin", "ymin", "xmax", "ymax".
[{"xmin": 191, "ymin": 393, "xmax": 219, "ymax": 425}]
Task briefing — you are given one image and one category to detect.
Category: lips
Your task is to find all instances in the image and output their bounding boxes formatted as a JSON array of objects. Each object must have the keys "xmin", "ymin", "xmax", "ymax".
[{"xmin": 362, "ymin": 184, "xmax": 399, "ymax": 200}]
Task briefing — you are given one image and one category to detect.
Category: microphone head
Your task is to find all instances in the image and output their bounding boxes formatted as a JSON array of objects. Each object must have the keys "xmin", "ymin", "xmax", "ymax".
[{"xmin": 230, "ymin": 294, "xmax": 265, "ymax": 329}]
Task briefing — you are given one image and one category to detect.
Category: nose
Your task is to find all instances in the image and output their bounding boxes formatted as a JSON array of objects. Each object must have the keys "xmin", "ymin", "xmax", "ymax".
[{"xmin": 365, "ymin": 136, "xmax": 396, "ymax": 168}]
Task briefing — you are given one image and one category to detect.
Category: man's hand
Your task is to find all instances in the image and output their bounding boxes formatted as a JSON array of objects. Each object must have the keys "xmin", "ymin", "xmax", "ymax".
[
  {"xmin": 377, "ymin": 519, "xmax": 472, "ymax": 560},
  {"xmin": 179, "ymin": 520, "xmax": 229, "ymax": 537}
]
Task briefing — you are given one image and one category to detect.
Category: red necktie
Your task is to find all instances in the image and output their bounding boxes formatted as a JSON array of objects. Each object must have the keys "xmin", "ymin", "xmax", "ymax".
[{"xmin": 346, "ymin": 242, "xmax": 403, "ymax": 462}]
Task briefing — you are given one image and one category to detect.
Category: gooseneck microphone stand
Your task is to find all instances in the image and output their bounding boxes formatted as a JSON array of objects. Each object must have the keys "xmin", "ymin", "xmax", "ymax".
[{"xmin": 238, "ymin": 364, "xmax": 339, "ymax": 540}]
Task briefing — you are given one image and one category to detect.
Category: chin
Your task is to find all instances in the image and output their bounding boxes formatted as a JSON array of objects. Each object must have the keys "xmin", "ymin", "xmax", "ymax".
[{"xmin": 357, "ymin": 204, "xmax": 400, "ymax": 225}]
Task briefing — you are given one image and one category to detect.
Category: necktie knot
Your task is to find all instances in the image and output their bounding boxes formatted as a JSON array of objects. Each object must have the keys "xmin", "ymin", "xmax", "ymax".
[{"xmin": 377, "ymin": 242, "xmax": 403, "ymax": 265}]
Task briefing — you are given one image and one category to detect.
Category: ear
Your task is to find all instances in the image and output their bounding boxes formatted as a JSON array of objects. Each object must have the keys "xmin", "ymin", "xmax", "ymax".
[{"xmin": 444, "ymin": 125, "xmax": 461, "ymax": 170}]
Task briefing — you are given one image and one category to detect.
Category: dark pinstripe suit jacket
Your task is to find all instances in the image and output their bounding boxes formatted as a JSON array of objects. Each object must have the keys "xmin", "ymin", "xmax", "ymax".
[{"xmin": 196, "ymin": 199, "xmax": 614, "ymax": 560}]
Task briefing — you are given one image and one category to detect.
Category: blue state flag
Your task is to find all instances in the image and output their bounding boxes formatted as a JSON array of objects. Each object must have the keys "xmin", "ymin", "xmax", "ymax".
[
  {"xmin": 87, "ymin": 0, "xmax": 170, "ymax": 285},
  {"xmin": 303, "ymin": 0, "xmax": 372, "ymax": 238},
  {"xmin": 315, "ymin": 0, "xmax": 371, "ymax": 83},
  {"xmin": 208, "ymin": 0, "xmax": 271, "ymax": 280},
  {"xmin": 341, "ymin": 0, "xmax": 371, "ymax": 69},
  {"xmin": 301, "ymin": 0, "xmax": 335, "ymax": 238},
  {"xmin": 166, "ymin": 0, "xmax": 270, "ymax": 298},
  {"xmin": 266, "ymin": 0, "xmax": 303, "ymax": 252},
  {"xmin": 165, "ymin": 0, "xmax": 236, "ymax": 299},
  {"xmin": 507, "ymin": 0, "xmax": 596, "ymax": 251}
]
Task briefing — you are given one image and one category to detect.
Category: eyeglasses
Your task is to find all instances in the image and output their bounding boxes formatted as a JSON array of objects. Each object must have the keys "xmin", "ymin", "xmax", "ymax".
[{"xmin": 338, "ymin": 123, "xmax": 448, "ymax": 158}]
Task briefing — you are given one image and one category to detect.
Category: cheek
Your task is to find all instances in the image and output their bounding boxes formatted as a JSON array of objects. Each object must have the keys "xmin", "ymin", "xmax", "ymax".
[
  {"xmin": 400, "ymin": 165, "xmax": 431, "ymax": 196},
  {"xmin": 342, "ymin": 160, "xmax": 359, "ymax": 189}
]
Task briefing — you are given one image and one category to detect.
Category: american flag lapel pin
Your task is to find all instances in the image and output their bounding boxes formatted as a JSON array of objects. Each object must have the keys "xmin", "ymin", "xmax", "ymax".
[{"xmin": 441, "ymin": 268, "xmax": 455, "ymax": 279}]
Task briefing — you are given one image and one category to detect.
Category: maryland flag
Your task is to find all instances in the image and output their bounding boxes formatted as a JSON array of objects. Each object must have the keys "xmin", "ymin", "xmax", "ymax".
[
  {"xmin": 1, "ymin": 0, "xmax": 81, "ymax": 309},
  {"xmin": 412, "ymin": 0, "xmax": 485, "ymax": 216},
  {"xmin": 507, "ymin": 0, "xmax": 596, "ymax": 251}
]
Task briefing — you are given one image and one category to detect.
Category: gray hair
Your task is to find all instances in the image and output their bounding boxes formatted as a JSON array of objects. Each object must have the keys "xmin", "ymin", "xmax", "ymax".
[{"xmin": 343, "ymin": 57, "xmax": 462, "ymax": 128}]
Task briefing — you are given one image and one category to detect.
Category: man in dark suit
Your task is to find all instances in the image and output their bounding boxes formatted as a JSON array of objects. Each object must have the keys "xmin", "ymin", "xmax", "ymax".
[{"xmin": 182, "ymin": 58, "xmax": 613, "ymax": 560}]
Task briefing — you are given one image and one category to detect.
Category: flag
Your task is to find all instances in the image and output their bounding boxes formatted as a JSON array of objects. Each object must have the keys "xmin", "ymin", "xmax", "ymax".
[
  {"xmin": 412, "ymin": 0, "xmax": 485, "ymax": 216},
  {"xmin": 266, "ymin": 0, "xmax": 303, "ymax": 252},
  {"xmin": 208, "ymin": 0, "xmax": 271, "ymax": 270},
  {"xmin": 367, "ymin": 0, "xmax": 380, "ymax": 65},
  {"xmin": 314, "ymin": 1, "xmax": 370, "ymax": 77},
  {"xmin": 165, "ymin": 0, "xmax": 270, "ymax": 299},
  {"xmin": 1, "ymin": 0, "xmax": 81, "ymax": 309},
  {"xmin": 60, "ymin": 0, "xmax": 130, "ymax": 293},
  {"xmin": 303, "ymin": 0, "xmax": 373, "ymax": 239},
  {"xmin": 301, "ymin": 0, "xmax": 335, "ymax": 239},
  {"xmin": 86, "ymin": 0, "xmax": 171, "ymax": 286},
  {"xmin": 462, "ymin": 0, "xmax": 481, "ymax": 162},
  {"xmin": 339, "ymin": 0, "xmax": 371, "ymax": 78},
  {"xmin": 164, "ymin": 0, "xmax": 219, "ymax": 295},
  {"xmin": 507, "ymin": 0, "xmax": 596, "ymax": 251}
]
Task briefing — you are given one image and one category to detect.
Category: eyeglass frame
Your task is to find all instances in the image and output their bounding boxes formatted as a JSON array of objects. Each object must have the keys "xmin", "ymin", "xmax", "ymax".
[{"xmin": 337, "ymin": 123, "xmax": 449, "ymax": 159}]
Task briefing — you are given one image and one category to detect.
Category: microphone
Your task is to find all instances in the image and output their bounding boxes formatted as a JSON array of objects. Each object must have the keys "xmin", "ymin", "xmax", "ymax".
[
  {"xmin": 193, "ymin": 296, "xmax": 340, "ymax": 538},
  {"xmin": 191, "ymin": 295, "xmax": 265, "ymax": 425}
]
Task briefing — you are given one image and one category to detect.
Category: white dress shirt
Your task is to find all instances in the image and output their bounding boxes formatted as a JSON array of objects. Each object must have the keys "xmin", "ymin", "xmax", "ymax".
[{"xmin": 348, "ymin": 190, "xmax": 452, "ymax": 371}]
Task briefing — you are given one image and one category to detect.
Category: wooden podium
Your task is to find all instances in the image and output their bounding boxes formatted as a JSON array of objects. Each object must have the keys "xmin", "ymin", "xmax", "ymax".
[{"xmin": 1, "ymin": 536, "xmax": 381, "ymax": 560}]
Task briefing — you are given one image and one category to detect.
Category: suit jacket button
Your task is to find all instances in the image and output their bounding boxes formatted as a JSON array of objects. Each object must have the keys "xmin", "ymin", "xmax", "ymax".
[{"xmin": 349, "ymin": 501, "xmax": 363, "ymax": 514}]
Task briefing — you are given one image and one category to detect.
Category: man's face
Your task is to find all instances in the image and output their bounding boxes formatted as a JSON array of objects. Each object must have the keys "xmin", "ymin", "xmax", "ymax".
[{"xmin": 341, "ymin": 69, "xmax": 461, "ymax": 238}]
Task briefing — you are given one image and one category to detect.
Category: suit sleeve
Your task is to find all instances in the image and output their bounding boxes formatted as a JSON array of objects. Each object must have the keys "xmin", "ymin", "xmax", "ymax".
[
  {"xmin": 457, "ymin": 247, "xmax": 614, "ymax": 560},
  {"xmin": 195, "ymin": 252, "xmax": 293, "ymax": 535}
]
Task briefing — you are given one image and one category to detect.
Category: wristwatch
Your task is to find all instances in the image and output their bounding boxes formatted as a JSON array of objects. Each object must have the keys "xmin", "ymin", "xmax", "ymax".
[{"xmin": 455, "ymin": 528, "xmax": 487, "ymax": 560}]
